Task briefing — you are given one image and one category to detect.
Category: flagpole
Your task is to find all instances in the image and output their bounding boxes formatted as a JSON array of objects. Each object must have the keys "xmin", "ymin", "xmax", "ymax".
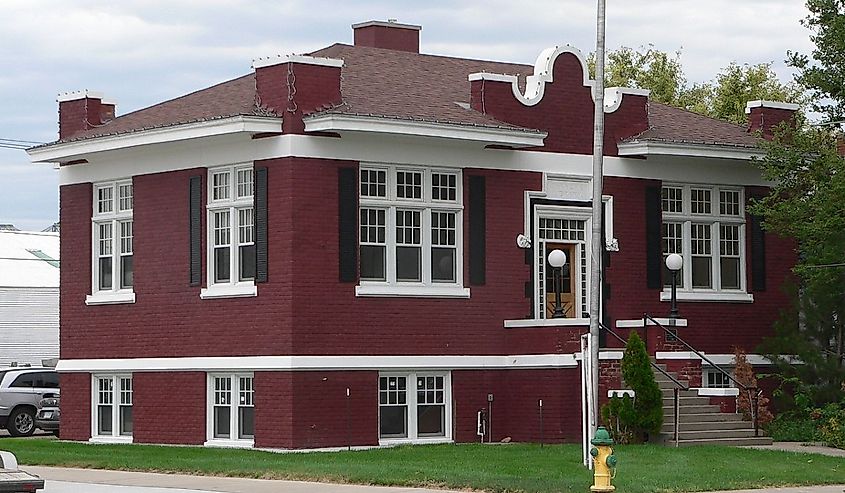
[{"xmin": 589, "ymin": 0, "xmax": 607, "ymax": 446}]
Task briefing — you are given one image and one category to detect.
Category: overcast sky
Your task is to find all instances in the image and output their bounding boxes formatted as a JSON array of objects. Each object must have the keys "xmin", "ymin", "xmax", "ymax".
[{"xmin": 0, "ymin": 0, "xmax": 814, "ymax": 231}]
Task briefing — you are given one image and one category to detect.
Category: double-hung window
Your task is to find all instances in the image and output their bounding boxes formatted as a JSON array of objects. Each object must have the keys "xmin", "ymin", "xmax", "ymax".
[
  {"xmin": 206, "ymin": 373, "xmax": 254, "ymax": 447},
  {"xmin": 357, "ymin": 166, "xmax": 466, "ymax": 298},
  {"xmin": 87, "ymin": 181, "xmax": 134, "ymax": 305},
  {"xmin": 661, "ymin": 184, "xmax": 750, "ymax": 301},
  {"xmin": 91, "ymin": 374, "xmax": 132, "ymax": 442},
  {"xmin": 202, "ymin": 165, "xmax": 257, "ymax": 299},
  {"xmin": 378, "ymin": 372, "xmax": 451, "ymax": 443}
]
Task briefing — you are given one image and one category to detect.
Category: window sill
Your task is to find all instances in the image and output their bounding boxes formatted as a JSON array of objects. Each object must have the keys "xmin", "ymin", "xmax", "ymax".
[
  {"xmin": 379, "ymin": 437, "xmax": 452, "ymax": 446},
  {"xmin": 504, "ymin": 318, "xmax": 590, "ymax": 328},
  {"xmin": 694, "ymin": 387, "xmax": 739, "ymax": 397},
  {"xmin": 85, "ymin": 291, "xmax": 136, "ymax": 305},
  {"xmin": 204, "ymin": 439, "xmax": 254, "ymax": 449},
  {"xmin": 355, "ymin": 284, "xmax": 470, "ymax": 298},
  {"xmin": 200, "ymin": 283, "xmax": 257, "ymax": 300},
  {"xmin": 659, "ymin": 290, "xmax": 753, "ymax": 303},
  {"xmin": 89, "ymin": 436, "xmax": 133, "ymax": 444}
]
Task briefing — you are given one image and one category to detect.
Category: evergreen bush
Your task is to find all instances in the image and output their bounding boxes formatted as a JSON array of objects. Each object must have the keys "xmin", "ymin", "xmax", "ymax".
[{"xmin": 620, "ymin": 331, "xmax": 663, "ymax": 442}]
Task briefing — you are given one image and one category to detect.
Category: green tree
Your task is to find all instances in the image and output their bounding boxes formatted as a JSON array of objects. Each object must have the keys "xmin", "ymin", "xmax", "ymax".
[
  {"xmin": 590, "ymin": 46, "xmax": 801, "ymax": 123},
  {"xmin": 787, "ymin": 0, "xmax": 845, "ymax": 122},
  {"xmin": 620, "ymin": 331, "xmax": 663, "ymax": 441},
  {"xmin": 751, "ymin": 125, "xmax": 845, "ymax": 405}
]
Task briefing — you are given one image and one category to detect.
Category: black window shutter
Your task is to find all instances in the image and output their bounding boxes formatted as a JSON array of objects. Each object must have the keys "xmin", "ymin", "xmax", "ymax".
[
  {"xmin": 750, "ymin": 204, "xmax": 766, "ymax": 292},
  {"xmin": 255, "ymin": 167, "xmax": 268, "ymax": 283},
  {"xmin": 338, "ymin": 167, "xmax": 358, "ymax": 282},
  {"xmin": 645, "ymin": 185, "xmax": 662, "ymax": 289},
  {"xmin": 189, "ymin": 176, "xmax": 202, "ymax": 286},
  {"xmin": 469, "ymin": 175, "xmax": 486, "ymax": 285}
]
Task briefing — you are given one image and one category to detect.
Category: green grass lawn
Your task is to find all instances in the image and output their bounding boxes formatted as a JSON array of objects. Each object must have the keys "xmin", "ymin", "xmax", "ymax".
[{"xmin": 1, "ymin": 439, "xmax": 842, "ymax": 493}]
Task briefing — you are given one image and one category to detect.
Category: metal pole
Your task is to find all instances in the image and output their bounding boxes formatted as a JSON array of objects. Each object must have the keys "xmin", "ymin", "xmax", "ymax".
[
  {"xmin": 539, "ymin": 399, "xmax": 544, "ymax": 447},
  {"xmin": 673, "ymin": 387, "xmax": 680, "ymax": 447},
  {"xmin": 670, "ymin": 270, "xmax": 679, "ymax": 318},
  {"xmin": 346, "ymin": 387, "xmax": 351, "ymax": 451},
  {"xmin": 589, "ymin": 0, "xmax": 607, "ymax": 447}
]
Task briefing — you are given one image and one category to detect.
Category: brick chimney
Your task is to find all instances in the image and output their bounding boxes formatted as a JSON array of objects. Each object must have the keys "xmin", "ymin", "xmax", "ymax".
[
  {"xmin": 57, "ymin": 90, "xmax": 116, "ymax": 140},
  {"xmin": 745, "ymin": 100, "xmax": 799, "ymax": 139},
  {"xmin": 352, "ymin": 20, "xmax": 421, "ymax": 53},
  {"xmin": 252, "ymin": 55, "xmax": 343, "ymax": 134}
]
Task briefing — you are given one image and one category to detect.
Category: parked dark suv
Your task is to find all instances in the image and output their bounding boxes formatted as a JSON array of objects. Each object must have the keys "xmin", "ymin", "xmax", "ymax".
[{"xmin": 0, "ymin": 368, "xmax": 59, "ymax": 436}]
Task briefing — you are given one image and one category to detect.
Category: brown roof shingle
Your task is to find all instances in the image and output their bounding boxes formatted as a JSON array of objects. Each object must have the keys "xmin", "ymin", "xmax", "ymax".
[{"xmin": 48, "ymin": 43, "xmax": 760, "ymax": 149}]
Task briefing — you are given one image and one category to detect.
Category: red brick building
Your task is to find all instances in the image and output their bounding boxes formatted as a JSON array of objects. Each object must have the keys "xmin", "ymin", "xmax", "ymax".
[{"xmin": 28, "ymin": 20, "xmax": 797, "ymax": 448}]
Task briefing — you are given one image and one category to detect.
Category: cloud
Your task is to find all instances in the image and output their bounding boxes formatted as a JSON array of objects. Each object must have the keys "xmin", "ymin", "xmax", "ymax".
[{"xmin": 0, "ymin": 0, "xmax": 814, "ymax": 230}]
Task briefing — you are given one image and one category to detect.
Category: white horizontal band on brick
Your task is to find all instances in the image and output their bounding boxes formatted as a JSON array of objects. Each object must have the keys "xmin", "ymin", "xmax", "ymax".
[
  {"xmin": 703, "ymin": 354, "xmax": 775, "ymax": 366},
  {"xmin": 573, "ymin": 351, "xmax": 623, "ymax": 361},
  {"xmin": 56, "ymin": 353, "xmax": 579, "ymax": 373},
  {"xmin": 85, "ymin": 291, "xmax": 136, "ymax": 306},
  {"xmin": 608, "ymin": 389, "xmax": 634, "ymax": 398},
  {"xmin": 503, "ymin": 318, "xmax": 589, "ymax": 328},
  {"xmin": 57, "ymin": 90, "xmax": 105, "ymax": 102},
  {"xmin": 694, "ymin": 387, "xmax": 739, "ymax": 397},
  {"xmin": 745, "ymin": 100, "xmax": 800, "ymax": 113},
  {"xmin": 251, "ymin": 54, "xmax": 344, "ymax": 69},
  {"xmin": 615, "ymin": 318, "xmax": 688, "ymax": 328},
  {"xmin": 659, "ymin": 290, "xmax": 754, "ymax": 303},
  {"xmin": 304, "ymin": 113, "xmax": 546, "ymax": 148},
  {"xmin": 655, "ymin": 351, "xmax": 701, "ymax": 360},
  {"xmin": 50, "ymin": 133, "xmax": 771, "ymax": 188},
  {"xmin": 618, "ymin": 141, "xmax": 765, "ymax": 160}
]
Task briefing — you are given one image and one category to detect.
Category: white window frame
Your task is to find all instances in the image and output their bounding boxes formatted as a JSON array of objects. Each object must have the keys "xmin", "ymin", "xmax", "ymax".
[
  {"xmin": 205, "ymin": 372, "xmax": 255, "ymax": 448},
  {"xmin": 201, "ymin": 164, "xmax": 257, "ymax": 300},
  {"xmin": 660, "ymin": 184, "xmax": 753, "ymax": 303},
  {"xmin": 378, "ymin": 371, "xmax": 452, "ymax": 445},
  {"xmin": 86, "ymin": 180, "xmax": 135, "ymax": 305},
  {"xmin": 531, "ymin": 205, "xmax": 593, "ymax": 325},
  {"xmin": 703, "ymin": 368, "xmax": 736, "ymax": 389},
  {"xmin": 90, "ymin": 374, "xmax": 133, "ymax": 443},
  {"xmin": 357, "ymin": 164, "xmax": 468, "ymax": 298}
]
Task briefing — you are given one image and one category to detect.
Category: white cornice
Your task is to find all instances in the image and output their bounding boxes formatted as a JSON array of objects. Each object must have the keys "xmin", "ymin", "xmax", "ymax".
[
  {"xmin": 57, "ymin": 90, "xmax": 104, "ymax": 102},
  {"xmin": 303, "ymin": 113, "xmax": 547, "ymax": 148},
  {"xmin": 467, "ymin": 46, "xmax": 646, "ymax": 113},
  {"xmin": 27, "ymin": 116, "xmax": 283, "ymax": 163},
  {"xmin": 618, "ymin": 140, "xmax": 764, "ymax": 160},
  {"xmin": 251, "ymin": 54, "xmax": 344, "ymax": 69},
  {"xmin": 55, "ymin": 353, "xmax": 578, "ymax": 372},
  {"xmin": 745, "ymin": 100, "xmax": 800, "ymax": 114},
  {"xmin": 352, "ymin": 20, "xmax": 421, "ymax": 31}
]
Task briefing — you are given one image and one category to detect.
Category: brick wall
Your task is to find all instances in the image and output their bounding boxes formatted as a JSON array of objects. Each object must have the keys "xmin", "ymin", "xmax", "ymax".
[
  {"xmin": 58, "ymin": 372, "xmax": 90, "ymax": 441},
  {"xmin": 133, "ymin": 372, "xmax": 206, "ymax": 445},
  {"xmin": 470, "ymin": 50, "xmax": 648, "ymax": 155}
]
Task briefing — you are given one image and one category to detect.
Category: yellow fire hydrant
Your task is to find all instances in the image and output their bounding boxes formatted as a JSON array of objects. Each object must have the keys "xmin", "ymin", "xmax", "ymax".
[{"xmin": 589, "ymin": 426, "xmax": 618, "ymax": 492}]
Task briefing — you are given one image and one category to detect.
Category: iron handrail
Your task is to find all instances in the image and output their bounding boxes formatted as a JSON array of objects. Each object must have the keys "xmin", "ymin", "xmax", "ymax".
[
  {"xmin": 643, "ymin": 314, "xmax": 762, "ymax": 437},
  {"xmin": 599, "ymin": 321, "xmax": 687, "ymax": 446}
]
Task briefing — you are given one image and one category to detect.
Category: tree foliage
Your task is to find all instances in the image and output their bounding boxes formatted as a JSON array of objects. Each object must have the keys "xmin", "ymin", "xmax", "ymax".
[
  {"xmin": 751, "ymin": 125, "xmax": 845, "ymax": 405},
  {"xmin": 589, "ymin": 46, "xmax": 801, "ymax": 124},
  {"xmin": 733, "ymin": 347, "xmax": 774, "ymax": 425},
  {"xmin": 619, "ymin": 331, "xmax": 663, "ymax": 441},
  {"xmin": 788, "ymin": 0, "xmax": 845, "ymax": 122}
]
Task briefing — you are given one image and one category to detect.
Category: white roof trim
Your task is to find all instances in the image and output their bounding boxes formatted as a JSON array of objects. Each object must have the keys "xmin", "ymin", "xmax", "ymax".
[
  {"xmin": 303, "ymin": 113, "xmax": 547, "ymax": 147},
  {"xmin": 56, "ymin": 353, "xmax": 578, "ymax": 372},
  {"xmin": 27, "ymin": 116, "xmax": 283, "ymax": 163},
  {"xmin": 352, "ymin": 20, "xmax": 421, "ymax": 31},
  {"xmin": 618, "ymin": 140, "xmax": 764, "ymax": 160},
  {"xmin": 745, "ymin": 100, "xmax": 800, "ymax": 114},
  {"xmin": 467, "ymin": 46, "xmax": 646, "ymax": 113},
  {"xmin": 252, "ymin": 54, "xmax": 344, "ymax": 69},
  {"xmin": 57, "ymin": 90, "xmax": 104, "ymax": 102}
]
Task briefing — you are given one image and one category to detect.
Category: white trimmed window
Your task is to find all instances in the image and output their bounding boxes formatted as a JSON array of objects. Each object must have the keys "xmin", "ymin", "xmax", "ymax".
[
  {"xmin": 661, "ymin": 185, "xmax": 749, "ymax": 301},
  {"xmin": 378, "ymin": 372, "xmax": 451, "ymax": 443},
  {"xmin": 704, "ymin": 369, "xmax": 734, "ymax": 388},
  {"xmin": 357, "ymin": 166, "xmax": 466, "ymax": 298},
  {"xmin": 202, "ymin": 165, "xmax": 257, "ymax": 299},
  {"xmin": 533, "ymin": 205, "xmax": 593, "ymax": 321},
  {"xmin": 91, "ymin": 375, "xmax": 132, "ymax": 442},
  {"xmin": 87, "ymin": 181, "xmax": 134, "ymax": 305},
  {"xmin": 206, "ymin": 373, "xmax": 254, "ymax": 447}
]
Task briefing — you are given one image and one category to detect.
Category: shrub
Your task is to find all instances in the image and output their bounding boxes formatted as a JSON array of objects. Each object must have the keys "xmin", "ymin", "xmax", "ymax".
[
  {"xmin": 814, "ymin": 403, "xmax": 845, "ymax": 449},
  {"xmin": 601, "ymin": 393, "xmax": 635, "ymax": 444},
  {"xmin": 620, "ymin": 331, "xmax": 663, "ymax": 442},
  {"xmin": 765, "ymin": 412, "xmax": 818, "ymax": 442},
  {"xmin": 733, "ymin": 347, "xmax": 774, "ymax": 426}
]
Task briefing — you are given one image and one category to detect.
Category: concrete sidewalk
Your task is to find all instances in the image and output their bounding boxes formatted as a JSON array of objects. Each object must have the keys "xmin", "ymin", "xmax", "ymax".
[
  {"xmin": 744, "ymin": 442, "xmax": 845, "ymax": 458},
  {"xmin": 25, "ymin": 466, "xmax": 462, "ymax": 493}
]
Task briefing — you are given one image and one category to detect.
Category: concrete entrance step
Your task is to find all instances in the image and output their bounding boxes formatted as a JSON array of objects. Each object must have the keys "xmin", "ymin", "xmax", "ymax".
[
  {"xmin": 661, "ymin": 420, "xmax": 751, "ymax": 432},
  {"xmin": 662, "ymin": 396, "xmax": 711, "ymax": 406},
  {"xmin": 663, "ymin": 404, "xmax": 721, "ymax": 414},
  {"xmin": 667, "ymin": 412, "xmax": 743, "ymax": 423},
  {"xmin": 674, "ymin": 436, "xmax": 774, "ymax": 447}
]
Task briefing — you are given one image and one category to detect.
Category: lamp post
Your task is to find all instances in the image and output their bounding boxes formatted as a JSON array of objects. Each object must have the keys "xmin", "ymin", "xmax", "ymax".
[
  {"xmin": 548, "ymin": 249, "xmax": 567, "ymax": 319},
  {"xmin": 665, "ymin": 253, "xmax": 683, "ymax": 319}
]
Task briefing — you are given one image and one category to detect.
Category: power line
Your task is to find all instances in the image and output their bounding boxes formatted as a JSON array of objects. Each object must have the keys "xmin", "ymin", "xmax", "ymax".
[{"xmin": 0, "ymin": 138, "xmax": 44, "ymax": 145}]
